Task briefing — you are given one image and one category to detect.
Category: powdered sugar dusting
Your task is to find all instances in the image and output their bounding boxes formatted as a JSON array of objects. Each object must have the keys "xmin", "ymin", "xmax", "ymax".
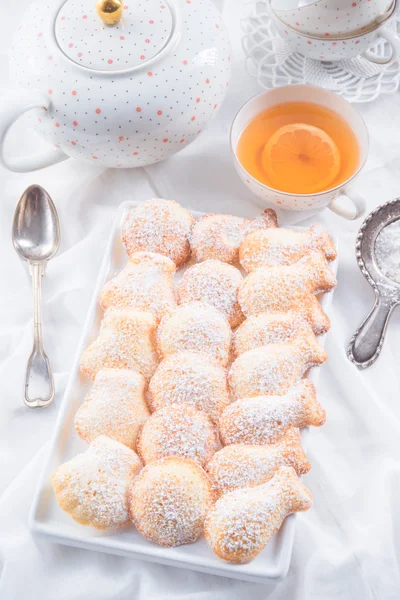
[
  {"xmin": 240, "ymin": 224, "xmax": 336, "ymax": 272},
  {"xmin": 204, "ymin": 467, "xmax": 312, "ymax": 563},
  {"xmin": 157, "ymin": 302, "xmax": 232, "ymax": 367},
  {"xmin": 80, "ymin": 309, "xmax": 159, "ymax": 380},
  {"xmin": 190, "ymin": 214, "xmax": 246, "ymax": 264},
  {"xmin": 205, "ymin": 427, "xmax": 309, "ymax": 498},
  {"xmin": 228, "ymin": 343, "xmax": 312, "ymax": 399},
  {"xmin": 59, "ymin": 200, "xmax": 333, "ymax": 560},
  {"xmin": 233, "ymin": 312, "xmax": 327, "ymax": 363},
  {"xmin": 121, "ymin": 199, "xmax": 194, "ymax": 267},
  {"xmin": 190, "ymin": 209, "xmax": 277, "ymax": 264},
  {"xmin": 219, "ymin": 381, "xmax": 325, "ymax": 445},
  {"xmin": 238, "ymin": 252, "xmax": 337, "ymax": 316},
  {"xmin": 177, "ymin": 260, "xmax": 244, "ymax": 328},
  {"xmin": 137, "ymin": 404, "xmax": 218, "ymax": 467},
  {"xmin": 74, "ymin": 369, "xmax": 149, "ymax": 449},
  {"xmin": 51, "ymin": 436, "xmax": 141, "ymax": 530},
  {"xmin": 130, "ymin": 457, "xmax": 213, "ymax": 547},
  {"xmin": 99, "ymin": 252, "xmax": 176, "ymax": 323},
  {"xmin": 149, "ymin": 351, "xmax": 230, "ymax": 423},
  {"xmin": 375, "ymin": 219, "xmax": 400, "ymax": 284}
]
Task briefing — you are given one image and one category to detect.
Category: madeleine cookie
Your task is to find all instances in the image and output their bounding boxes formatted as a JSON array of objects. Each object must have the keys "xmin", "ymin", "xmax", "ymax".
[
  {"xmin": 157, "ymin": 302, "xmax": 232, "ymax": 367},
  {"xmin": 121, "ymin": 199, "xmax": 194, "ymax": 267},
  {"xmin": 51, "ymin": 436, "xmax": 141, "ymax": 530},
  {"xmin": 204, "ymin": 467, "xmax": 312, "ymax": 563},
  {"xmin": 228, "ymin": 342, "xmax": 326, "ymax": 399},
  {"xmin": 148, "ymin": 351, "xmax": 230, "ymax": 423},
  {"xmin": 190, "ymin": 209, "xmax": 278, "ymax": 264},
  {"xmin": 233, "ymin": 312, "xmax": 327, "ymax": 360},
  {"xmin": 80, "ymin": 309, "xmax": 158, "ymax": 380},
  {"xmin": 219, "ymin": 380, "xmax": 326, "ymax": 446},
  {"xmin": 137, "ymin": 404, "xmax": 218, "ymax": 467},
  {"xmin": 74, "ymin": 369, "xmax": 149, "ymax": 450},
  {"xmin": 205, "ymin": 427, "xmax": 310, "ymax": 499},
  {"xmin": 177, "ymin": 260, "xmax": 244, "ymax": 328},
  {"xmin": 99, "ymin": 252, "xmax": 176, "ymax": 323},
  {"xmin": 240, "ymin": 224, "xmax": 337, "ymax": 272},
  {"xmin": 238, "ymin": 252, "xmax": 337, "ymax": 334},
  {"xmin": 130, "ymin": 457, "xmax": 213, "ymax": 547}
]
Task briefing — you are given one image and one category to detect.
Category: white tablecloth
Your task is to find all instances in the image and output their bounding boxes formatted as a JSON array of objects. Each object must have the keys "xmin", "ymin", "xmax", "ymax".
[{"xmin": 1, "ymin": 1, "xmax": 400, "ymax": 599}]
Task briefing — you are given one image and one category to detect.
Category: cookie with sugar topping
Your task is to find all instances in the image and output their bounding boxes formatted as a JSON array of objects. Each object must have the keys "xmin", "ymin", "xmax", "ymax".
[
  {"xmin": 190, "ymin": 209, "xmax": 278, "ymax": 264},
  {"xmin": 51, "ymin": 436, "xmax": 141, "ymax": 530},
  {"xmin": 190, "ymin": 214, "xmax": 245, "ymax": 264},
  {"xmin": 99, "ymin": 252, "xmax": 176, "ymax": 323},
  {"xmin": 204, "ymin": 466, "xmax": 312, "ymax": 563},
  {"xmin": 219, "ymin": 380, "xmax": 326, "ymax": 446},
  {"xmin": 74, "ymin": 368, "xmax": 149, "ymax": 450},
  {"xmin": 177, "ymin": 259, "xmax": 244, "ymax": 328},
  {"xmin": 238, "ymin": 252, "xmax": 336, "ymax": 334},
  {"xmin": 205, "ymin": 427, "xmax": 310, "ymax": 499},
  {"xmin": 137, "ymin": 404, "xmax": 218, "ymax": 468},
  {"xmin": 121, "ymin": 199, "xmax": 194, "ymax": 267},
  {"xmin": 229, "ymin": 341, "xmax": 326, "ymax": 400},
  {"xmin": 233, "ymin": 312, "xmax": 327, "ymax": 359},
  {"xmin": 157, "ymin": 302, "xmax": 232, "ymax": 367},
  {"xmin": 130, "ymin": 457, "xmax": 213, "ymax": 547},
  {"xmin": 80, "ymin": 308, "xmax": 158, "ymax": 380},
  {"xmin": 240, "ymin": 224, "xmax": 337, "ymax": 272},
  {"xmin": 148, "ymin": 351, "xmax": 230, "ymax": 424}
]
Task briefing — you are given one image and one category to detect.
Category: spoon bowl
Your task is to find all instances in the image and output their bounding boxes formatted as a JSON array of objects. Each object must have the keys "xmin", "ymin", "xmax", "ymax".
[{"xmin": 13, "ymin": 185, "xmax": 60, "ymax": 263}]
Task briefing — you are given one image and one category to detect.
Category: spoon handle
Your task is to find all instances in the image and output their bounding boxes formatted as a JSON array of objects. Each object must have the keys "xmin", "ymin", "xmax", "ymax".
[{"xmin": 24, "ymin": 262, "xmax": 55, "ymax": 408}]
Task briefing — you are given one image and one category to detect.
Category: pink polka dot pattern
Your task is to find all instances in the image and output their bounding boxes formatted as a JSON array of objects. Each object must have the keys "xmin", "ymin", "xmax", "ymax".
[
  {"xmin": 10, "ymin": 0, "xmax": 231, "ymax": 168},
  {"xmin": 56, "ymin": 0, "xmax": 173, "ymax": 71},
  {"xmin": 270, "ymin": 7, "xmax": 389, "ymax": 61},
  {"xmin": 272, "ymin": 0, "xmax": 394, "ymax": 38}
]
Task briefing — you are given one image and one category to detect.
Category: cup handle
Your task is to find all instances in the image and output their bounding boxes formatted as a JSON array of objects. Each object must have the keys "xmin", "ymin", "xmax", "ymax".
[
  {"xmin": 328, "ymin": 185, "xmax": 366, "ymax": 220},
  {"xmin": 0, "ymin": 89, "xmax": 68, "ymax": 173},
  {"xmin": 362, "ymin": 26, "xmax": 400, "ymax": 65}
]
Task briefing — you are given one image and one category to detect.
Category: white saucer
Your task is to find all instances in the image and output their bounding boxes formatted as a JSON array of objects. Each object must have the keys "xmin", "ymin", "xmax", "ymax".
[{"xmin": 242, "ymin": 1, "xmax": 400, "ymax": 103}]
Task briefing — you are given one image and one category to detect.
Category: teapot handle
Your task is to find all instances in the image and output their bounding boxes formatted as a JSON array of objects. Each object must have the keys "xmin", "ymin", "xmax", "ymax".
[{"xmin": 0, "ymin": 89, "xmax": 68, "ymax": 173}]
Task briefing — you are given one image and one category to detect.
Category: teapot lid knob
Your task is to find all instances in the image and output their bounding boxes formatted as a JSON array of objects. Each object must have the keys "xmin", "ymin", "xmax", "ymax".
[{"xmin": 96, "ymin": 0, "xmax": 123, "ymax": 25}]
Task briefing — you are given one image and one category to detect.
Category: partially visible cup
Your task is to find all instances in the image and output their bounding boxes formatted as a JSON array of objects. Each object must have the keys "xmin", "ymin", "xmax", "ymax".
[
  {"xmin": 268, "ymin": 4, "xmax": 400, "ymax": 64},
  {"xmin": 230, "ymin": 85, "xmax": 368, "ymax": 220},
  {"xmin": 270, "ymin": 0, "xmax": 396, "ymax": 38}
]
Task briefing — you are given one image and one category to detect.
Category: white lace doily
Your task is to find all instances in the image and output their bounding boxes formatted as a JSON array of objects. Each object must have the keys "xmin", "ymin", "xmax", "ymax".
[{"xmin": 242, "ymin": 1, "xmax": 400, "ymax": 103}]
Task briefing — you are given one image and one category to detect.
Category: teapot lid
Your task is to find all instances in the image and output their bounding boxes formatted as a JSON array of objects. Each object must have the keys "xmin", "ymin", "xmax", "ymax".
[{"xmin": 55, "ymin": 0, "xmax": 175, "ymax": 72}]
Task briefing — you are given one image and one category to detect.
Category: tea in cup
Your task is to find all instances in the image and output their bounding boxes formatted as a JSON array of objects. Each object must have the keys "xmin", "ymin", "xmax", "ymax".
[{"xmin": 231, "ymin": 85, "xmax": 368, "ymax": 219}]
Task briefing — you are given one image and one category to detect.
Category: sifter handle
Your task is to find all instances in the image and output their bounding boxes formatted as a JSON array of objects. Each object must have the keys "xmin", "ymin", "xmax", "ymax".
[{"xmin": 347, "ymin": 294, "xmax": 397, "ymax": 369}]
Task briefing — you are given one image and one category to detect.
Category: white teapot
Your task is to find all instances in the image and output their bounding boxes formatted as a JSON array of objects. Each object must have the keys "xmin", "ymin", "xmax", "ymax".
[{"xmin": 0, "ymin": 0, "xmax": 230, "ymax": 172}]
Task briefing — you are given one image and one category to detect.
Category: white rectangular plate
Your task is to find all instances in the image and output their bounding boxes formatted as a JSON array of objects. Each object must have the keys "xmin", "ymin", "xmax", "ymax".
[{"xmin": 30, "ymin": 201, "xmax": 338, "ymax": 584}]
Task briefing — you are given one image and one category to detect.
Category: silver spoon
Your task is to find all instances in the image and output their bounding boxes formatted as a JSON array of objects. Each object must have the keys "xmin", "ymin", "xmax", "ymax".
[{"xmin": 12, "ymin": 185, "xmax": 61, "ymax": 408}]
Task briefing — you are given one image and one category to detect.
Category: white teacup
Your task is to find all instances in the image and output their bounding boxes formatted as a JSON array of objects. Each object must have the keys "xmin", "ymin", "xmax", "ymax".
[
  {"xmin": 269, "ymin": 5, "xmax": 400, "ymax": 64},
  {"xmin": 230, "ymin": 85, "xmax": 368, "ymax": 220},
  {"xmin": 271, "ymin": 0, "xmax": 395, "ymax": 38}
]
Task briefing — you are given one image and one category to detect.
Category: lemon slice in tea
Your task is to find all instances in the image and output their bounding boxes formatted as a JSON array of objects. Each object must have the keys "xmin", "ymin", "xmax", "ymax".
[{"xmin": 262, "ymin": 123, "xmax": 341, "ymax": 194}]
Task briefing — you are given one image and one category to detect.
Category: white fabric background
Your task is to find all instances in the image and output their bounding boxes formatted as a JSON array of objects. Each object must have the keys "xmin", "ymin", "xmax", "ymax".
[{"xmin": 1, "ymin": 1, "xmax": 400, "ymax": 599}]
